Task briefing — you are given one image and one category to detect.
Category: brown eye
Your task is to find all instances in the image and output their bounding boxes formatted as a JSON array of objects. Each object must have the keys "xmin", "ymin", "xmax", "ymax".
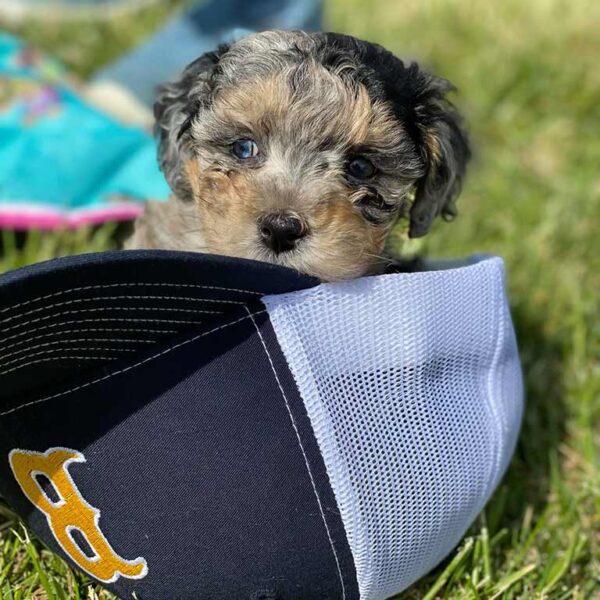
[
  {"xmin": 347, "ymin": 156, "xmax": 376, "ymax": 179},
  {"xmin": 232, "ymin": 139, "xmax": 259, "ymax": 159}
]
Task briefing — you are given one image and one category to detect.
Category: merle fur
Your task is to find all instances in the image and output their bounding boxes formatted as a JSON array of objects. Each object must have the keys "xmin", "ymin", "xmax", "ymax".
[{"xmin": 154, "ymin": 31, "xmax": 470, "ymax": 238}]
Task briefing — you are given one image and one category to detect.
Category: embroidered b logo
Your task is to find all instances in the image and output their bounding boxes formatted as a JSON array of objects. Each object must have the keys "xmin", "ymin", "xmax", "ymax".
[{"xmin": 9, "ymin": 447, "xmax": 147, "ymax": 583}]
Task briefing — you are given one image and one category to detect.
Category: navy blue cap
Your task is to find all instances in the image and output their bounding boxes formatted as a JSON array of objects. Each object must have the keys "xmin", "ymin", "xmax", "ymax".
[
  {"xmin": 0, "ymin": 251, "xmax": 359, "ymax": 600},
  {"xmin": 0, "ymin": 251, "xmax": 524, "ymax": 600}
]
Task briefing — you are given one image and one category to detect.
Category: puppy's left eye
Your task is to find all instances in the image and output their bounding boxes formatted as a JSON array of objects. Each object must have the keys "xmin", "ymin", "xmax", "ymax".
[
  {"xmin": 347, "ymin": 156, "xmax": 376, "ymax": 179},
  {"xmin": 232, "ymin": 139, "xmax": 259, "ymax": 159}
]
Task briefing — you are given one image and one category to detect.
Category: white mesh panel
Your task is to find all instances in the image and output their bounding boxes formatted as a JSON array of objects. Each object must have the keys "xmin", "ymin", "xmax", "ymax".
[{"xmin": 263, "ymin": 256, "xmax": 523, "ymax": 600}]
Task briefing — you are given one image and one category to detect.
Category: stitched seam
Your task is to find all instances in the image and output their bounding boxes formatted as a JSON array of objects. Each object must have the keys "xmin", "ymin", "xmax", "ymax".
[
  {"xmin": 2, "ymin": 296, "xmax": 244, "ymax": 323},
  {"xmin": 0, "ymin": 281, "xmax": 263, "ymax": 314},
  {"xmin": 2, "ymin": 327, "xmax": 177, "ymax": 348},
  {"xmin": 1, "ymin": 356, "xmax": 118, "ymax": 377},
  {"xmin": 268, "ymin": 302, "xmax": 371, "ymax": 597},
  {"xmin": 0, "ymin": 310, "xmax": 265, "ymax": 417},
  {"xmin": 1, "ymin": 318, "xmax": 199, "ymax": 341},
  {"xmin": 1, "ymin": 347, "xmax": 135, "ymax": 370},
  {"xmin": 1, "ymin": 338, "xmax": 155, "ymax": 361},
  {"xmin": 3, "ymin": 309, "xmax": 215, "ymax": 334},
  {"xmin": 245, "ymin": 307, "xmax": 347, "ymax": 600}
]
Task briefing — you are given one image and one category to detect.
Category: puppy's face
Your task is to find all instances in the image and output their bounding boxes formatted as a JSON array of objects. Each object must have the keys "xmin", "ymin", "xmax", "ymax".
[
  {"xmin": 180, "ymin": 69, "xmax": 414, "ymax": 281},
  {"xmin": 154, "ymin": 31, "xmax": 470, "ymax": 281}
]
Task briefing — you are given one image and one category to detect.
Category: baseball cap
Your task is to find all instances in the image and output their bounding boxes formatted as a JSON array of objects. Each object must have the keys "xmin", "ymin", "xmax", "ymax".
[{"xmin": 0, "ymin": 250, "xmax": 523, "ymax": 599}]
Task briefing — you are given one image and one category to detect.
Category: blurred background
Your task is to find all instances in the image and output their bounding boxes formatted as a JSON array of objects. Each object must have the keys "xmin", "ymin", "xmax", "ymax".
[{"xmin": 0, "ymin": 0, "xmax": 598, "ymax": 598}]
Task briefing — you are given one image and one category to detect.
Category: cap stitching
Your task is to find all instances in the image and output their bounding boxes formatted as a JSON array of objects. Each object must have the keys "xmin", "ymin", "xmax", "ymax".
[{"xmin": 0, "ymin": 310, "xmax": 264, "ymax": 417}]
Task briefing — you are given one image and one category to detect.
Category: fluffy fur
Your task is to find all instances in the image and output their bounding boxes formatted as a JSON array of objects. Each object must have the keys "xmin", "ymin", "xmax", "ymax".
[{"xmin": 128, "ymin": 30, "xmax": 470, "ymax": 281}]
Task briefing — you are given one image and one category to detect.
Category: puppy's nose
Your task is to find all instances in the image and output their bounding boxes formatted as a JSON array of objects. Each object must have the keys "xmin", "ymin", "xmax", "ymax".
[{"xmin": 259, "ymin": 213, "xmax": 306, "ymax": 254}]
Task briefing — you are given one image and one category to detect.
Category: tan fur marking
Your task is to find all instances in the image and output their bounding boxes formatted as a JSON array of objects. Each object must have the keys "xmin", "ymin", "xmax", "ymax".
[
  {"xmin": 425, "ymin": 129, "xmax": 442, "ymax": 164},
  {"xmin": 214, "ymin": 76, "xmax": 292, "ymax": 131}
]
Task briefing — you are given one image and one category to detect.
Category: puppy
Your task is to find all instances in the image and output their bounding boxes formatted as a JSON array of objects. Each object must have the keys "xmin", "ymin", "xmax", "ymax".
[{"xmin": 127, "ymin": 30, "xmax": 470, "ymax": 281}]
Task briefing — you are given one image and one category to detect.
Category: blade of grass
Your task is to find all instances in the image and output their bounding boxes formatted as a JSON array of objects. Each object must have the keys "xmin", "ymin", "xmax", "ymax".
[
  {"xmin": 423, "ymin": 538, "xmax": 475, "ymax": 600},
  {"xmin": 489, "ymin": 563, "xmax": 537, "ymax": 599}
]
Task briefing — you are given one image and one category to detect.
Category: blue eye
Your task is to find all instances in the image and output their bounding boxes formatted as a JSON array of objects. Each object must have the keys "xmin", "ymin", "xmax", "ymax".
[
  {"xmin": 232, "ymin": 139, "xmax": 259, "ymax": 159},
  {"xmin": 347, "ymin": 156, "xmax": 376, "ymax": 179}
]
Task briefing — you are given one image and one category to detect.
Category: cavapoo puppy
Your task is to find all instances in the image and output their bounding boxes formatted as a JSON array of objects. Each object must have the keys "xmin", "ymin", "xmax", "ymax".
[{"xmin": 128, "ymin": 30, "xmax": 470, "ymax": 281}]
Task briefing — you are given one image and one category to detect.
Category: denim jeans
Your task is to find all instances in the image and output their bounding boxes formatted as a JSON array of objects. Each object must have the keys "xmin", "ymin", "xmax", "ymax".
[{"xmin": 94, "ymin": 0, "xmax": 323, "ymax": 105}]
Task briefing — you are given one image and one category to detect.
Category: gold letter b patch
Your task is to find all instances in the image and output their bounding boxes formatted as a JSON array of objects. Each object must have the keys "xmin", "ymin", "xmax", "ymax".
[{"xmin": 9, "ymin": 447, "xmax": 147, "ymax": 583}]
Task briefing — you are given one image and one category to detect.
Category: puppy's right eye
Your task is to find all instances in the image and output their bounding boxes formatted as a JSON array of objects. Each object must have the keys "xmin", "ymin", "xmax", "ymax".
[
  {"xmin": 232, "ymin": 139, "xmax": 259, "ymax": 159},
  {"xmin": 347, "ymin": 156, "xmax": 376, "ymax": 179}
]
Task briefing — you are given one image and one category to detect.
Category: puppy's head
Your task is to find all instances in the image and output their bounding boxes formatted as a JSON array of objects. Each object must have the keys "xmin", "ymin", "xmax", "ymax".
[{"xmin": 155, "ymin": 30, "xmax": 470, "ymax": 281}]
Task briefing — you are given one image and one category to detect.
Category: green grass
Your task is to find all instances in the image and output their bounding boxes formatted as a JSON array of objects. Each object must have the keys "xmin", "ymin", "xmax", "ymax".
[{"xmin": 1, "ymin": 0, "xmax": 599, "ymax": 597}]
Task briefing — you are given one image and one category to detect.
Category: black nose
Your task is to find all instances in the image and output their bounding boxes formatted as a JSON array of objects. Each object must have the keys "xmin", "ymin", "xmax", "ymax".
[{"xmin": 259, "ymin": 213, "xmax": 306, "ymax": 254}]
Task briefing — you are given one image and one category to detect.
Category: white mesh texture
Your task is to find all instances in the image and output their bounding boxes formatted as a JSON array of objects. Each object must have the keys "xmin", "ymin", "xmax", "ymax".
[{"xmin": 263, "ymin": 256, "xmax": 523, "ymax": 600}]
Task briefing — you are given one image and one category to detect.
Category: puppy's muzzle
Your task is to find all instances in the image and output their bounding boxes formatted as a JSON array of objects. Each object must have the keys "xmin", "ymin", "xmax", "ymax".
[{"xmin": 259, "ymin": 212, "xmax": 308, "ymax": 254}]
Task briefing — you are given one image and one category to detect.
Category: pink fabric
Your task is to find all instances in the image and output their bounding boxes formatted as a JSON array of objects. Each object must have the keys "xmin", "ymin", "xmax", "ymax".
[{"xmin": 0, "ymin": 204, "xmax": 144, "ymax": 230}]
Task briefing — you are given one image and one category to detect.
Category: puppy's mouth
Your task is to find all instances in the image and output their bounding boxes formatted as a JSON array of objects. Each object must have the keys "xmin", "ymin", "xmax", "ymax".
[
  {"xmin": 248, "ymin": 229, "xmax": 321, "ymax": 277},
  {"xmin": 233, "ymin": 218, "xmax": 374, "ymax": 281},
  {"xmin": 254, "ymin": 239, "xmax": 304, "ymax": 267}
]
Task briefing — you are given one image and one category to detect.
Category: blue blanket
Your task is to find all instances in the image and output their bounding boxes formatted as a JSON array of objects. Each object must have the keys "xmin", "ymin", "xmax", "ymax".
[{"xmin": 0, "ymin": 33, "xmax": 169, "ymax": 229}]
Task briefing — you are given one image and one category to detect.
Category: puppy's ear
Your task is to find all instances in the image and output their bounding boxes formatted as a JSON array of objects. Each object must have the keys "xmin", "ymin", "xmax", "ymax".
[
  {"xmin": 320, "ymin": 34, "xmax": 470, "ymax": 237},
  {"xmin": 154, "ymin": 45, "xmax": 229, "ymax": 200},
  {"xmin": 407, "ymin": 73, "xmax": 471, "ymax": 238}
]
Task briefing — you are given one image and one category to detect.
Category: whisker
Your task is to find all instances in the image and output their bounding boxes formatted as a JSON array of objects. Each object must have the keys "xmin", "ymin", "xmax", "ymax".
[{"xmin": 364, "ymin": 252, "xmax": 395, "ymax": 266}]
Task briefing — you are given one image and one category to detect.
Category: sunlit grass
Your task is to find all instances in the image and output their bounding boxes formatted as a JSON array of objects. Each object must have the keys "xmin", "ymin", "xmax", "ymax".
[
  {"xmin": 1, "ymin": 0, "xmax": 184, "ymax": 78},
  {"xmin": 0, "ymin": 0, "xmax": 599, "ymax": 597}
]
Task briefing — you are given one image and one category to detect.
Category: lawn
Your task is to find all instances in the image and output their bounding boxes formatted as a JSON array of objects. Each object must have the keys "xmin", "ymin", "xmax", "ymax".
[{"xmin": 0, "ymin": 0, "xmax": 599, "ymax": 598}]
